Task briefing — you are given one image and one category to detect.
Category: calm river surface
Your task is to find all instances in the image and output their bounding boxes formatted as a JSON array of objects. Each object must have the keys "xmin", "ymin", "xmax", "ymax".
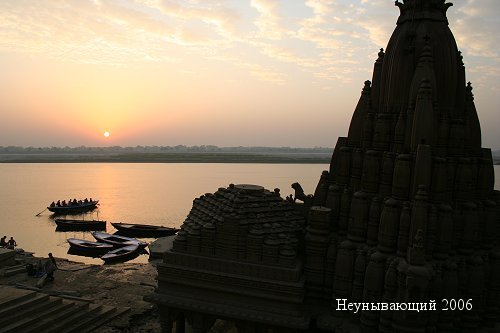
[
  {"xmin": 0, "ymin": 163, "xmax": 329, "ymax": 264},
  {"xmin": 2, "ymin": 163, "xmax": 499, "ymax": 265}
]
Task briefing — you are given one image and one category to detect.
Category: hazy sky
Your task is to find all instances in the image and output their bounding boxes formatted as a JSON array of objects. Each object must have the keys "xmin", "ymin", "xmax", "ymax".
[{"xmin": 0, "ymin": 0, "xmax": 498, "ymax": 148}]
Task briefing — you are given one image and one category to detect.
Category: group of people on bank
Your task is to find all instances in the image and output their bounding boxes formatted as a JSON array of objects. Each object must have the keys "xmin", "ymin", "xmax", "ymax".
[
  {"xmin": 0, "ymin": 235, "xmax": 17, "ymax": 249},
  {"xmin": 26, "ymin": 253, "xmax": 58, "ymax": 283},
  {"xmin": 2, "ymin": 236, "xmax": 58, "ymax": 283},
  {"xmin": 50, "ymin": 198, "xmax": 93, "ymax": 207}
]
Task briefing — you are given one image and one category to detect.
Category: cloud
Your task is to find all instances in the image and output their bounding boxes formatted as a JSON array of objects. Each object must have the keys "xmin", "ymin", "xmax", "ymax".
[
  {"xmin": 447, "ymin": 0, "xmax": 500, "ymax": 92},
  {"xmin": 451, "ymin": 0, "xmax": 499, "ymax": 58},
  {"xmin": 249, "ymin": 0, "xmax": 286, "ymax": 40},
  {"xmin": 260, "ymin": 45, "xmax": 316, "ymax": 68},
  {"xmin": 0, "ymin": 0, "xmax": 244, "ymax": 66},
  {"xmin": 242, "ymin": 62, "xmax": 287, "ymax": 84},
  {"xmin": 0, "ymin": 1, "xmax": 181, "ymax": 65},
  {"xmin": 0, "ymin": 0, "xmax": 497, "ymax": 87},
  {"xmin": 145, "ymin": 0, "xmax": 241, "ymax": 41},
  {"xmin": 280, "ymin": 0, "xmax": 379, "ymax": 83}
]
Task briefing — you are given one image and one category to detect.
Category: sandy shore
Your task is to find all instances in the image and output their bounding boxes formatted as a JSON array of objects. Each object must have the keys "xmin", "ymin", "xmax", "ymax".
[
  {"xmin": 1, "ymin": 250, "xmax": 160, "ymax": 332},
  {"xmin": 1, "ymin": 250, "xmax": 238, "ymax": 333}
]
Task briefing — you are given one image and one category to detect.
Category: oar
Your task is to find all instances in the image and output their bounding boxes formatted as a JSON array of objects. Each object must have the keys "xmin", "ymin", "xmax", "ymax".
[{"xmin": 35, "ymin": 208, "xmax": 47, "ymax": 217}]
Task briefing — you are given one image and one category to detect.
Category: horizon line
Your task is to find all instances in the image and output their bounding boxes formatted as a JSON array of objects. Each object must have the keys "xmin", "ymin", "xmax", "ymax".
[{"xmin": 0, "ymin": 145, "xmax": 335, "ymax": 150}]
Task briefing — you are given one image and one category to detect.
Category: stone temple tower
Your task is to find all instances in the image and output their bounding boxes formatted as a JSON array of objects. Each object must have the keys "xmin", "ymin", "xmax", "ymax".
[
  {"xmin": 148, "ymin": 1, "xmax": 500, "ymax": 332},
  {"xmin": 311, "ymin": 0, "xmax": 500, "ymax": 331}
]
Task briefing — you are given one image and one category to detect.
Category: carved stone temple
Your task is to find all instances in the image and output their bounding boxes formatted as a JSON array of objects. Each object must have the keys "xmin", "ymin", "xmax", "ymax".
[{"xmin": 147, "ymin": 1, "xmax": 500, "ymax": 332}]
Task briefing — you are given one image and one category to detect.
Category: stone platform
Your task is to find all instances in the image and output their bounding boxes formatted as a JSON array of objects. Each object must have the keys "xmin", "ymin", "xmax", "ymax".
[
  {"xmin": 0, "ymin": 249, "xmax": 16, "ymax": 268},
  {"xmin": 148, "ymin": 236, "xmax": 176, "ymax": 260},
  {"xmin": 0, "ymin": 285, "xmax": 130, "ymax": 333}
]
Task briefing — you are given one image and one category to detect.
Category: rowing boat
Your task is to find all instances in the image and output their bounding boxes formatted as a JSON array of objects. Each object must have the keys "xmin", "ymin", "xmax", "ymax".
[
  {"xmin": 101, "ymin": 244, "xmax": 141, "ymax": 263},
  {"xmin": 91, "ymin": 231, "xmax": 148, "ymax": 249},
  {"xmin": 48, "ymin": 200, "xmax": 99, "ymax": 214},
  {"xmin": 67, "ymin": 238, "xmax": 113, "ymax": 254},
  {"xmin": 111, "ymin": 222, "xmax": 179, "ymax": 237},
  {"xmin": 55, "ymin": 219, "xmax": 106, "ymax": 231}
]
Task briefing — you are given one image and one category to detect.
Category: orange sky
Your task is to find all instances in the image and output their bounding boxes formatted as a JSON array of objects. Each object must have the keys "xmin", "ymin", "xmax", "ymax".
[{"xmin": 0, "ymin": 1, "xmax": 498, "ymax": 148}]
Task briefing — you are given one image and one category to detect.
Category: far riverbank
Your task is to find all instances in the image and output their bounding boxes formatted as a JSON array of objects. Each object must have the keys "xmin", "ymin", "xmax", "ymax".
[{"xmin": 0, "ymin": 152, "xmax": 331, "ymax": 164}]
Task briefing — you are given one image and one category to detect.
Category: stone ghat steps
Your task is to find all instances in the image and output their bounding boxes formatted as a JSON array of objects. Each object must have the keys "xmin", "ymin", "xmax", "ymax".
[
  {"xmin": 0, "ymin": 286, "xmax": 129, "ymax": 333},
  {"xmin": 2, "ymin": 264, "xmax": 26, "ymax": 277}
]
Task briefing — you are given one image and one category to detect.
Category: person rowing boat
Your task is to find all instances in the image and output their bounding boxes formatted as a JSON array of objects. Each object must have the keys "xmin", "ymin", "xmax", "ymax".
[{"xmin": 47, "ymin": 198, "xmax": 99, "ymax": 214}]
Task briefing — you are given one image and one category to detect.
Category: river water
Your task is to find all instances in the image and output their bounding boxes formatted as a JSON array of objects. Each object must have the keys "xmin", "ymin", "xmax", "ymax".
[
  {"xmin": 1, "ymin": 163, "xmax": 499, "ymax": 265},
  {"xmin": 0, "ymin": 163, "xmax": 328, "ymax": 264}
]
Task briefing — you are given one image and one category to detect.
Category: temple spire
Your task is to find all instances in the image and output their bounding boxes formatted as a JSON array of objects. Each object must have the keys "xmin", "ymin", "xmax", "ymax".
[
  {"xmin": 348, "ymin": 81, "xmax": 372, "ymax": 146},
  {"xmin": 411, "ymin": 79, "xmax": 435, "ymax": 150},
  {"xmin": 395, "ymin": 0, "xmax": 453, "ymax": 24},
  {"xmin": 465, "ymin": 82, "xmax": 482, "ymax": 150}
]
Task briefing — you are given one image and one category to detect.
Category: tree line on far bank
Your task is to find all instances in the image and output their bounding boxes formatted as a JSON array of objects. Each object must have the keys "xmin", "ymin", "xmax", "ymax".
[{"xmin": 0, "ymin": 145, "xmax": 333, "ymax": 154}]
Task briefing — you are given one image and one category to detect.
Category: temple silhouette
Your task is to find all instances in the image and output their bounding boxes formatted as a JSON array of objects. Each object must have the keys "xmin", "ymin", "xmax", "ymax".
[{"xmin": 147, "ymin": 0, "xmax": 500, "ymax": 332}]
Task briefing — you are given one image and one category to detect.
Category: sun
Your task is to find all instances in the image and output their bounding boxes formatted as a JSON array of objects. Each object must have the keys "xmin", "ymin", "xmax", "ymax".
[{"xmin": 103, "ymin": 131, "xmax": 110, "ymax": 138}]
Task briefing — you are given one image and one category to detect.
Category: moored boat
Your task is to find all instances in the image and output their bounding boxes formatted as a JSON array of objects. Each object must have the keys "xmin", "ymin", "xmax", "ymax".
[
  {"xmin": 67, "ymin": 238, "xmax": 113, "ymax": 254},
  {"xmin": 55, "ymin": 219, "xmax": 106, "ymax": 231},
  {"xmin": 91, "ymin": 231, "xmax": 148, "ymax": 249},
  {"xmin": 111, "ymin": 222, "xmax": 179, "ymax": 238},
  {"xmin": 48, "ymin": 200, "xmax": 99, "ymax": 214},
  {"xmin": 101, "ymin": 244, "xmax": 141, "ymax": 263}
]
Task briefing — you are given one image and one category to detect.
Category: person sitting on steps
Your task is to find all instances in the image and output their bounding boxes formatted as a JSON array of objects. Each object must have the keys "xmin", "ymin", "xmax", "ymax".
[
  {"xmin": 6, "ymin": 237, "xmax": 16, "ymax": 249},
  {"xmin": 44, "ymin": 253, "xmax": 58, "ymax": 281}
]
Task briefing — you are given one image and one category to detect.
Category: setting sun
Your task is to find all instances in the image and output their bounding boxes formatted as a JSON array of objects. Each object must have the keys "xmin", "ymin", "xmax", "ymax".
[{"xmin": 104, "ymin": 131, "xmax": 110, "ymax": 138}]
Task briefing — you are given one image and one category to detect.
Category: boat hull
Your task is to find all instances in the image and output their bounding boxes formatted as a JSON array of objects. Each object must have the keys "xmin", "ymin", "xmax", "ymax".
[
  {"xmin": 91, "ymin": 231, "xmax": 148, "ymax": 249},
  {"xmin": 67, "ymin": 238, "xmax": 113, "ymax": 254},
  {"xmin": 48, "ymin": 201, "xmax": 99, "ymax": 215},
  {"xmin": 112, "ymin": 222, "xmax": 179, "ymax": 238},
  {"xmin": 55, "ymin": 219, "xmax": 106, "ymax": 231},
  {"xmin": 101, "ymin": 244, "xmax": 141, "ymax": 263}
]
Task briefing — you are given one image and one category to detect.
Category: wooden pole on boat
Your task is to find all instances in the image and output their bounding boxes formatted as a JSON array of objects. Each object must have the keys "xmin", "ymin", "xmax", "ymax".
[{"xmin": 35, "ymin": 208, "xmax": 47, "ymax": 216}]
